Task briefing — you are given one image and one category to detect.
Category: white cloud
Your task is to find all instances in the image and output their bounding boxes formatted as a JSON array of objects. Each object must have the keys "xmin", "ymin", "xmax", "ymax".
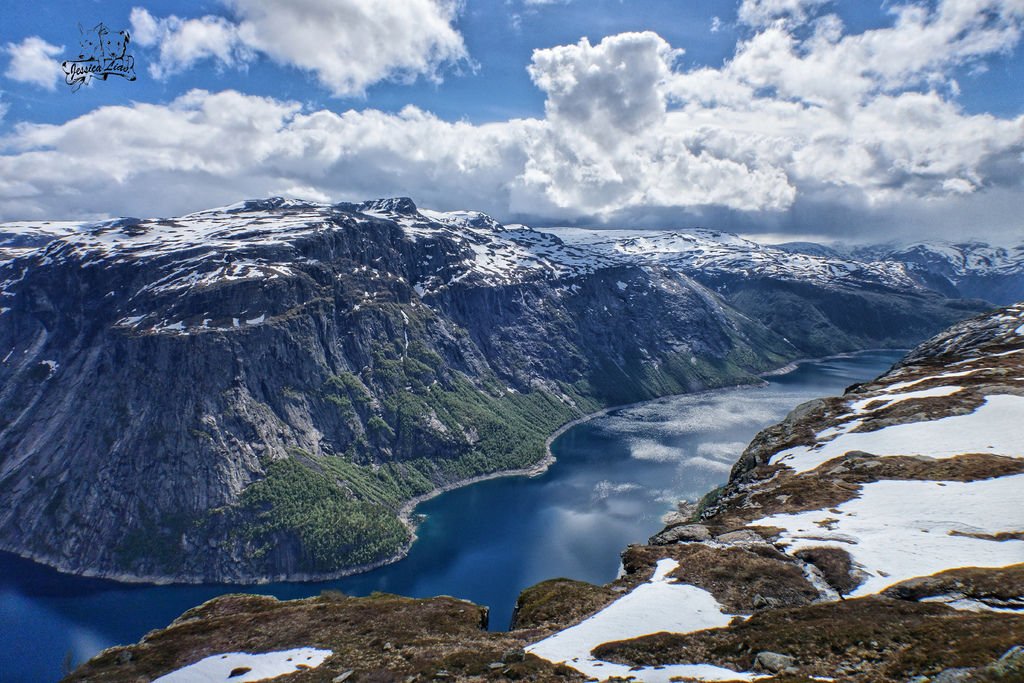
[
  {"xmin": 130, "ymin": 9, "xmax": 250, "ymax": 79},
  {"xmin": 2, "ymin": 0, "xmax": 1023, "ymax": 243},
  {"xmin": 3, "ymin": 37, "xmax": 64, "ymax": 90},
  {"xmin": 738, "ymin": 0, "xmax": 832, "ymax": 27},
  {"xmin": 130, "ymin": 0, "xmax": 467, "ymax": 96},
  {"xmin": 529, "ymin": 32, "xmax": 679, "ymax": 135},
  {"xmin": 0, "ymin": 89, "xmax": 533, "ymax": 220}
]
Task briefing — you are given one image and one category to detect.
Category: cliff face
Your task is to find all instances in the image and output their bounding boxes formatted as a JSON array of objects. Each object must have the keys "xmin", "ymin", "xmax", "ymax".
[
  {"xmin": 0, "ymin": 198, "xmax": 982, "ymax": 582},
  {"xmin": 67, "ymin": 303, "xmax": 1024, "ymax": 683}
]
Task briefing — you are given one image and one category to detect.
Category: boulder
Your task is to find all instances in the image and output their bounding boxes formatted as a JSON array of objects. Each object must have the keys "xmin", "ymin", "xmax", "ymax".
[
  {"xmin": 753, "ymin": 651, "xmax": 796, "ymax": 673},
  {"xmin": 649, "ymin": 524, "xmax": 711, "ymax": 545}
]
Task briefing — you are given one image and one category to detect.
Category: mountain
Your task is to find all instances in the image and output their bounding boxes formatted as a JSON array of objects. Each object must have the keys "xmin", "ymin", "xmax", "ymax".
[
  {"xmin": 0, "ymin": 198, "xmax": 981, "ymax": 583},
  {"xmin": 776, "ymin": 238, "xmax": 1024, "ymax": 306},
  {"xmin": 546, "ymin": 228, "xmax": 989, "ymax": 356},
  {"xmin": 584, "ymin": 300, "xmax": 1024, "ymax": 681},
  {"xmin": 772, "ymin": 241, "xmax": 845, "ymax": 259},
  {"xmin": 863, "ymin": 241, "xmax": 1024, "ymax": 305},
  {"xmin": 65, "ymin": 302, "xmax": 1024, "ymax": 682}
]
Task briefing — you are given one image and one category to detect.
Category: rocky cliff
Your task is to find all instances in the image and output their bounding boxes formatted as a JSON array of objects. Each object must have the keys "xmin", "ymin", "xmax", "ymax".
[
  {"xmin": 66, "ymin": 303, "xmax": 1024, "ymax": 682},
  {"xmin": 0, "ymin": 198, "xmax": 981, "ymax": 582}
]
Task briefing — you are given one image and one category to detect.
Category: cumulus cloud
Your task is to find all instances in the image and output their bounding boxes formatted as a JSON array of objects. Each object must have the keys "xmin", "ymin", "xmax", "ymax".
[
  {"xmin": 130, "ymin": 9, "xmax": 251, "ymax": 79},
  {"xmin": 129, "ymin": 0, "xmax": 467, "ymax": 96},
  {"xmin": 0, "ymin": 89, "xmax": 533, "ymax": 220},
  {"xmin": 3, "ymin": 37, "xmax": 64, "ymax": 90},
  {"xmin": 2, "ymin": 0, "xmax": 1024, "ymax": 243}
]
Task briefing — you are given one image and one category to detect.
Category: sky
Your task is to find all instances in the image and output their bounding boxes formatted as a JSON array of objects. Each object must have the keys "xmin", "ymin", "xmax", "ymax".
[{"xmin": 1, "ymin": 0, "xmax": 1023, "ymax": 244}]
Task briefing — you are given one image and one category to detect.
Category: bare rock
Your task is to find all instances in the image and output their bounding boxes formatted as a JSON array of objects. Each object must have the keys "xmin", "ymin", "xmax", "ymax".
[
  {"xmin": 649, "ymin": 524, "xmax": 711, "ymax": 545},
  {"xmin": 754, "ymin": 651, "xmax": 796, "ymax": 673},
  {"xmin": 715, "ymin": 529, "xmax": 766, "ymax": 546}
]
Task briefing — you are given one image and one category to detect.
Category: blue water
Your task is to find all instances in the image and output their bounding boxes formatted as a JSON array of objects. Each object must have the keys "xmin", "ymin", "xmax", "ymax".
[{"xmin": 0, "ymin": 350, "xmax": 903, "ymax": 682}]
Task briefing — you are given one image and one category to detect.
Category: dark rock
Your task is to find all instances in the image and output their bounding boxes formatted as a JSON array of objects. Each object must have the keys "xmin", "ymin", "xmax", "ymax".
[{"xmin": 752, "ymin": 593, "xmax": 782, "ymax": 610}]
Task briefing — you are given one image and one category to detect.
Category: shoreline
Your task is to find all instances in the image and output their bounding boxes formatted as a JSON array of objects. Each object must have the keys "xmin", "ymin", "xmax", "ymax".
[
  {"xmin": 4, "ymin": 348, "xmax": 906, "ymax": 587},
  {"xmin": 389, "ymin": 347, "xmax": 908, "ymax": 551}
]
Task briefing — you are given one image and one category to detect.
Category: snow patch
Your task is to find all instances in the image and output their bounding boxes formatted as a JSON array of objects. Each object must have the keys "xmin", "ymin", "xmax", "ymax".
[
  {"xmin": 754, "ymin": 475, "xmax": 1024, "ymax": 596},
  {"xmin": 152, "ymin": 647, "xmax": 332, "ymax": 683},
  {"xmin": 884, "ymin": 370, "xmax": 979, "ymax": 392},
  {"xmin": 527, "ymin": 558, "xmax": 762, "ymax": 682},
  {"xmin": 771, "ymin": 394, "xmax": 1024, "ymax": 474},
  {"xmin": 847, "ymin": 385, "xmax": 963, "ymax": 414}
]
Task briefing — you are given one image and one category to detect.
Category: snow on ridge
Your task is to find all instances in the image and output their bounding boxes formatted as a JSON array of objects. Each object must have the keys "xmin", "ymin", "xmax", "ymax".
[
  {"xmin": 152, "ymin": 647, "xmax": 332, "ymax": 683},
  {"xmin": 3, "ymin": 202, "xmax": 1020, "ymax": 296},
  {"xmin": 526, "ymin": 558, "xmax": 763, "ymax": 682},
  {"xmin": 542, "ymin": 227, "xmax": 918, "ymax": 289},
  {"xmin": 758, "ymin": 311, "xmax": 1024, "ymax": 601},
  {"xmin": 771, "ymin": 394, "xmax": 1024, "ymax": 475},
  {"xmin": 754, "ymin": 474, "xmax": 1024, "ymax": 597},
  {"xmin": 887, "ymin": 241, "xmax": 1024, "ymax": 278},
  {"xmin": 0, "ymin": 220, "xmax": 88, "ymax": 246}
]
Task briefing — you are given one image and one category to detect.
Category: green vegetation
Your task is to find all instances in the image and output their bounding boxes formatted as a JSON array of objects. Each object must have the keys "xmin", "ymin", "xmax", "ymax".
[
  {"xmin": 232, "ymin": 368, "xmax": 585, "ymax": 574},
  {"xmin": 237, "ymin": 458, "xmax": 408, "ymax": 571},
  {"xmin": 217, "ymin": 301, "xmax": 792, "ymax": 576}
]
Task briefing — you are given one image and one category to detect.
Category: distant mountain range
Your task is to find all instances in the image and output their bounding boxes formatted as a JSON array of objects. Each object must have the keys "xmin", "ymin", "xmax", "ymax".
[
  {"xmin": 778, "ymin": 239, "xmax": 1024, "ymax": 305},
  {"xmin": 0, "ymin": 198, "xmax": 991, "ymax": 582}
]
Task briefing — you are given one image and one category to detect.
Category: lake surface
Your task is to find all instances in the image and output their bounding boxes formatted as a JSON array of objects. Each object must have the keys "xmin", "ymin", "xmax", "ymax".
[{"xmin": 0, "ymin": 350, "xmax": 903, "ymax": 682}]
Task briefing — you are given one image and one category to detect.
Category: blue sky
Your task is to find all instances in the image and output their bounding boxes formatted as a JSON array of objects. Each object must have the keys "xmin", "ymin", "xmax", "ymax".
[{"xmin": 2, "ymin": 0, "xmax": 1024, "ymax": 243}]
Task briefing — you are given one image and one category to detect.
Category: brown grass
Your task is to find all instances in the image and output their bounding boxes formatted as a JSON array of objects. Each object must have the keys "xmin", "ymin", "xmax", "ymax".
[
  {"xmin": 509, "ymin": 578, "xmax": 618, "ymax": 631},
  {"xmin": 619, "ymin": 544, "xmax": 818, "ymax": 613},
  {"xmin": 64, "ymin": 592, "xmax": 587, "ymax": 682},
  {"xmin": 793, "ymin": 547, "xmax": 864, "ymax": 596},
  {"xmin": 593, "ymin": 596, "xmax": 1024, "ymax": 682},
  {"xmin": 884, "ymin": 564, "xmax": 1024, "ymax": 604}
]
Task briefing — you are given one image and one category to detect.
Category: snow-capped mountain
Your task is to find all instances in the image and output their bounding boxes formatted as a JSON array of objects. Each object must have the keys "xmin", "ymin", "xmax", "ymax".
[
  {"xmin": 867, "ymin": 241, "xmax": 1024, "ymax": 304},
  {"xmin": 545, "ymin": 227, "xmax": 919, "ymax": 290},
  {"xmin": 0, "ymin": 198, "xmax": 983, "ymax": 583}
]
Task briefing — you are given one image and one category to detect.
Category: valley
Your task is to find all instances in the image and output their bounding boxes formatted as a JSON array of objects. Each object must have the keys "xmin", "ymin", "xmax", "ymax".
[
  {"xmin": 62, "ymin": 303, "xmax": 1024, "ymax": 682},
  {"xmin": 0, "ymin": 198, "xmax": 985, "ymax": 584}
]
